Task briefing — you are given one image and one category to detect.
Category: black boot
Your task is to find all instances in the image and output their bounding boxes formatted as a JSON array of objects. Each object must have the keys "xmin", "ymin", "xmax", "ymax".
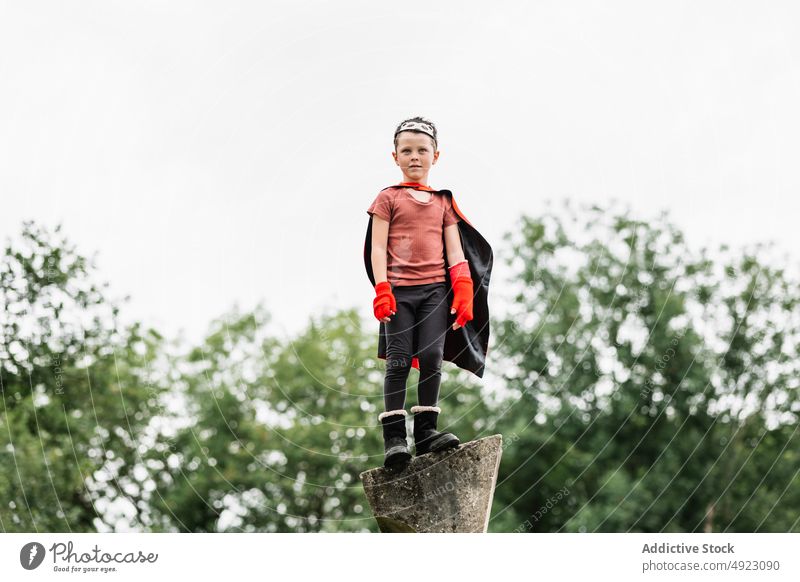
[
  {"xmin": 379, "ymin": 410, "xmax": 411, "ymax": 470},
  {"xmin": 411, "ymin": 406, "xmax": 460, "ymax": 456}
]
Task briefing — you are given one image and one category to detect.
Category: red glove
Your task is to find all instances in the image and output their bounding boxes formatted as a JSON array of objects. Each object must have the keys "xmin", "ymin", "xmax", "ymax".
[
  {"xmin": 448, "ymin": 260, "xmax": 473, "ymax": 329},
  {"xmin": 373, "ymin": 281, "xmax": 396, "ymax": 322}
]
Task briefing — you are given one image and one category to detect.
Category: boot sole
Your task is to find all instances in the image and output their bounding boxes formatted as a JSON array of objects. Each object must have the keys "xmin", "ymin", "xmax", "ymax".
[
  {"xmin": 430, "ymin": 433, "xmax": 460, "ymax": 452},
  {"xmin": 384, "ymin": 447, "xmax": 411, "ymax": 469},
  {"xmin": 417, "ymin": 433, "xmax": 460, "ymax": 456}
]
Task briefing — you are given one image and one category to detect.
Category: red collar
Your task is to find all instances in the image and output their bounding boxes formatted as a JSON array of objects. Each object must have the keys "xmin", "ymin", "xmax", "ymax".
[{"xmin": 397, "ymin": 181, "xmax": 436, "ymax": 192}]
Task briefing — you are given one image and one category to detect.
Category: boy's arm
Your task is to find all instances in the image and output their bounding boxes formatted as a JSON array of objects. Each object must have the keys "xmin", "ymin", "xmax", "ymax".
[
  {"xmin": 444, "ymin": 223, "xmax": 466, "ymax": 266},
  {"xmin": 371, "ymin": 214, "xmax": 391, "ymax": 284},
  {"xmin": 445, "ymin": 223, "xmax": 471, "ymax": 330}
]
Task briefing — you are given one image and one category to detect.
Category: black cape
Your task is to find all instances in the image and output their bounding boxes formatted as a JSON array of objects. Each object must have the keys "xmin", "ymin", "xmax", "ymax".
[{"xmin": 364, "ymin": 184, "xmax": 493, "ymax": 378}]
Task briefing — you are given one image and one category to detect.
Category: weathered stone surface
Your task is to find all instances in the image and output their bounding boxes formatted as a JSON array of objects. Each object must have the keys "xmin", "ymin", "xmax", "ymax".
[{"xmin": 359, "ymin": 435, "xmax": 503, "ymax": 533}]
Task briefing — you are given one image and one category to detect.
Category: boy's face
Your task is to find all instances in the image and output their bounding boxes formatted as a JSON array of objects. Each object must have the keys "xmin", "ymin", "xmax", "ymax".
[{"xmin": 392, "ymin": 131, "xmax": 439, "ymax": 183}]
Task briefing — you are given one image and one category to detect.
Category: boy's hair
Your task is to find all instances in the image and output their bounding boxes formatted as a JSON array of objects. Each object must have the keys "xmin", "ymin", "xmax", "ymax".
[{"xmin": 393, "ymin": 116, "xmax": 438, "ymax": 151}]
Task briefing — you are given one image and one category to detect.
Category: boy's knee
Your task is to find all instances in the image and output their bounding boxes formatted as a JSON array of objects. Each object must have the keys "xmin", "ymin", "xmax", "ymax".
[
  {"xmin": 416, "ymin": 347, "xmax": 443, "ymax": 371},
  {"xmin": 385, "ymin": 354, "xmax": 412, "ymax": 376}
]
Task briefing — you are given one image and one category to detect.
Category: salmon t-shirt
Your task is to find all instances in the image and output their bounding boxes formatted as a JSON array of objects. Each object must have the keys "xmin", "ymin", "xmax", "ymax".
[{"xmin": 367, "ymin": 186, "xmax": 460, "ymax": 286}]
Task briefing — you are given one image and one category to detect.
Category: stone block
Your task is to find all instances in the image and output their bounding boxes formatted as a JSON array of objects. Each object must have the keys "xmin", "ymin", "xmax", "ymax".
[{"xmin": 359, "ymin": 435, "xmax": 503, "ymax": 533}]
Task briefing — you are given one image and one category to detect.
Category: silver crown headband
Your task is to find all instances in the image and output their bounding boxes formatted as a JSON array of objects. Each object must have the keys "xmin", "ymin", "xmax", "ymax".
[{"xmin": 394, "ymin": 121, "xmax": 436, "ymax": 142}]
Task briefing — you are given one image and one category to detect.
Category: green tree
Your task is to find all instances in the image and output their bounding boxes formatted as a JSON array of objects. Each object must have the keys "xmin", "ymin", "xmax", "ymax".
[
  {"xmin": 143, "ymin": 308, "xmax": 384, "ymax": 531},
  {"xmin": 5, "ymin": 209, "xmax": 797, "ymax": 534},
  {"xmin": 0, "ymin": 222, "xmax": 168, "ymax": 532},
  {"xmin": 488, "ymin": 201, "xmax": 800, "ymax": 532}
]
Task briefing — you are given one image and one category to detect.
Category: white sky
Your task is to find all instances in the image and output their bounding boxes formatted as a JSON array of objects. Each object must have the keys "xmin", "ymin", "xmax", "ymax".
[{"xmin": 2, "ymin": 0, "xmax": 799, "ymax": 346}]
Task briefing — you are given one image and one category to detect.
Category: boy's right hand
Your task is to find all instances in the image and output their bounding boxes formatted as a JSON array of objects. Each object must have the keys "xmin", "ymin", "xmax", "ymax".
[{"xmin": 373, "ymin": 281, "xmax": 396, "ymax": 323}]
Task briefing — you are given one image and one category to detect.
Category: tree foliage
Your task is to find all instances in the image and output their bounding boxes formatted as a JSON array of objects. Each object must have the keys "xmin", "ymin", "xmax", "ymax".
[
  {"xmin": 0, "ymin": 222, "xmax": 167, "ymax": 532},
  {"xmin": 488, "ymin": 201, "xmax": 800, "ymax": 532},
  {"xmin": 2, "ymin": 208, "xmax": 798, "ymax": 533}
]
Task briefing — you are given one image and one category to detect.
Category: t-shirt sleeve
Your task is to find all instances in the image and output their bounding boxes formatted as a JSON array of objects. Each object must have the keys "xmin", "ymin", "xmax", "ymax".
[
  {"xmin": 367, "ymin": 189, "xmax": 393, "ymax": 222},
  {"xmin": 443, "ymin": 196, "xmax": 460, "ymax": 227}
]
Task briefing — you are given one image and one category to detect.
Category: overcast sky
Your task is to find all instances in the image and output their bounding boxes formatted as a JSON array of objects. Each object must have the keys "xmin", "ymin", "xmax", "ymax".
[{"xmin": 2, "ymin": 0, "xmax": 799, "ymax": 346}]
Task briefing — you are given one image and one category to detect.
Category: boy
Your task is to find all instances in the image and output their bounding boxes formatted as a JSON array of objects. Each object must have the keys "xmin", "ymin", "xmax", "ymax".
[{"xmin": 363, "ymin": 117, "xmax": 493, "ymax": 469}]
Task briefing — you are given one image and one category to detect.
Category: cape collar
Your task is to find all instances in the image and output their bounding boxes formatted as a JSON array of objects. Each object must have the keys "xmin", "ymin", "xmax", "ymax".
[{"xmin": 396, "ymin": 181, "xmax": 436, "ymax": 192}]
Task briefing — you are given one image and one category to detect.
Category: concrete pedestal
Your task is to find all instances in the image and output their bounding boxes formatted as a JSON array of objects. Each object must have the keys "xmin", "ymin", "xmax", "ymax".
[{"xmin": 359, "ymin": 435, "xmax": 503, "ymax": 533}]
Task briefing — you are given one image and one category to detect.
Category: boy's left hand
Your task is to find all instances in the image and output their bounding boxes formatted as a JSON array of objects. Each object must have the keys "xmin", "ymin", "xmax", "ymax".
[
  {"xmin": 450, "ymin": 278, "xmax": 474, "ymax": 330},
  {"xmin": 450, "ymin": 309, "xmax": 461, "ymax": 330}
]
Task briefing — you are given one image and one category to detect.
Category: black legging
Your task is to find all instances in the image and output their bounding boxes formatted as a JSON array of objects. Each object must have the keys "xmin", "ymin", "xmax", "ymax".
[{"xmin": 383, "ymin": 282, "xmax": 449, "ymax": 411}]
